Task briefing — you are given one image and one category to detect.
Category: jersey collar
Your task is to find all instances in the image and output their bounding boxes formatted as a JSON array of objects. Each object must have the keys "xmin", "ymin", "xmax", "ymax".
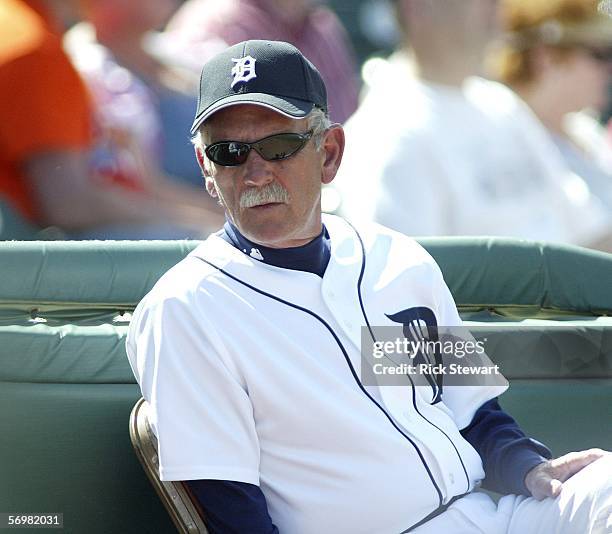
[{"xmin": 218, "ymin": 220, "xmax": 331, "ymax": 277}]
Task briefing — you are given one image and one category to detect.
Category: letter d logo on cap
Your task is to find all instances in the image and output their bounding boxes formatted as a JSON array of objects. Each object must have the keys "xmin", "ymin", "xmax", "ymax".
[{"xmin": 231, "ymin": 56, "xmax": 257, "ymax": 88}]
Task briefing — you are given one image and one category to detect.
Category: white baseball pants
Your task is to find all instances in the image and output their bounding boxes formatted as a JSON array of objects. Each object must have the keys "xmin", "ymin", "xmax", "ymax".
[{"xmin": 414, "ymin": 454, "xmax": 612, "ymax": 534}]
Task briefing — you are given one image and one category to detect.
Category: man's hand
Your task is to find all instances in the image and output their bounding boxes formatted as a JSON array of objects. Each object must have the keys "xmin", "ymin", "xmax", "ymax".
[{"xmin": 525, "ymin": 448, "xmax": 608, "ymax": 500}]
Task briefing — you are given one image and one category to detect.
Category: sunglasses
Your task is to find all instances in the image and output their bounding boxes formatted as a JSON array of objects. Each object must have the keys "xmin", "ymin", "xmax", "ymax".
[{"xmin": 205, "ymin": 130, "xmax": 314, "ymax": 167}]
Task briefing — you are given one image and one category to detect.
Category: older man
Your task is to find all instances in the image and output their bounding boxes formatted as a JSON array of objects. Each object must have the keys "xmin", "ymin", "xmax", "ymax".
[{"xmin": 126, "ymin": 40, "xmax": 611, "ymax": 533}]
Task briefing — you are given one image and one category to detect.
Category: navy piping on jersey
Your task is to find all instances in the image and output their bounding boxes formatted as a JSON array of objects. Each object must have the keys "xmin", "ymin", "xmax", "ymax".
[
  {"xmin": 399, "ymin": 492, "xmax": 468, "ymax": 534},
  {"xmin": 192, "ymin": 255, "xmax": 447, "ymax": 523},
  {"xmin": 346, "ymin": 220, "xmax": 472, "ymax": 498}
]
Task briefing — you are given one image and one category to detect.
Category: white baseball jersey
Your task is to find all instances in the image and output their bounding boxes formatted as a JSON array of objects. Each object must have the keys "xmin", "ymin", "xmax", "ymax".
[{"xmin": 126, "ymin": 214, "xmax": 507, "ymax": 533}]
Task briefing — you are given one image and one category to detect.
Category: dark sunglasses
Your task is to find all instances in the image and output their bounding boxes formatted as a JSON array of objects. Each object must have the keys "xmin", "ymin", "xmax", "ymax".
[{"xmin": 205, "ymin": 130, "xmax": 314, "ymax": 167}]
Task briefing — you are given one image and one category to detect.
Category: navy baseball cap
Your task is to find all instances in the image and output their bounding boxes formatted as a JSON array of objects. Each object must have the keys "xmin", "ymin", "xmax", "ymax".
[{"xmin": 190, "ymin": 40, "xmax": 328, "ymax": 135}]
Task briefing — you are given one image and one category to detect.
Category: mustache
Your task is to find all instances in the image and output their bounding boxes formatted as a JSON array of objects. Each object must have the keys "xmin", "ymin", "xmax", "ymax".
[{"xmin": 240, "ymin": 182, "xmax": 290, "ymax": 208}]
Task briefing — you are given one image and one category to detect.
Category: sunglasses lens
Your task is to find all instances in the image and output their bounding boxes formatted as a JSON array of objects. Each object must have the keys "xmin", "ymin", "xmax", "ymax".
[
  {"xmin": 205, "ymin": 132, "xmax": 312, "ymax": 167},
  {"xmin": 207, "ymin": 142, "xmax": 250, "ymax": 166},
  {"xmin": 255, "ymin": 133, "xmax": 307, "ymax": 161}
]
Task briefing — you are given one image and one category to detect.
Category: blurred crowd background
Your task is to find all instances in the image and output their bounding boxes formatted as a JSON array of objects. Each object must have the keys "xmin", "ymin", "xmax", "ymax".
[{"xmin": 2, "ymin": 0, "xmax": 612, "ymax": 251}]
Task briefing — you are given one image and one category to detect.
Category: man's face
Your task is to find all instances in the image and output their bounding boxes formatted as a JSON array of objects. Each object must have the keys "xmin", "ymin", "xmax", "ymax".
[
  {"xmin": 405, "ymin": 0, "xmax": 500, "ymax": 53},
  {"xmin": 446, "ymin": 0, "xmax": 501, "ymax": 53},
  {"xmin": 266, "ymin": 0, "xmax": 321, "ymax": 24},
  {"xmin": 198, "ymin": 105, "xmax": 343, "ymax": 249},
  {"xmin": 547, "ymin": 47, "xmax": 611, "ymax": 112}
]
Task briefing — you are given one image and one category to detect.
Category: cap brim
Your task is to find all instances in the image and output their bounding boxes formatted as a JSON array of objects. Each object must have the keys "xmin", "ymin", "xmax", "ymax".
[{"xmin": 190, "ymin": 93, "xmax": 314, "ymax": 135}]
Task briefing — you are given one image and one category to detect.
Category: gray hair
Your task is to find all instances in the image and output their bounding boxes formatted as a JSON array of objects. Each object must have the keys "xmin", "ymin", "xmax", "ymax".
[
  {"xmin": 191, "ymin": 107, "xmax": 331, "ymax": 160},
  {"xmin": 307, "ymin": 107, "xmax": 332, "ymax": 150}
]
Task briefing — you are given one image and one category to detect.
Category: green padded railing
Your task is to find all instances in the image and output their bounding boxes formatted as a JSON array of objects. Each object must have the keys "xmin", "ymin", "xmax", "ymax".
[
  {"xmin": 0, "ymin": 240, "xmax": 197, "ymax": 311},
  {"xmin": 1, "ymin": 238, "xmax": 611, "ymax": 383},
  {"xmin": 1, "ymin": 237, "xmax": 611, "ymax": 313}
]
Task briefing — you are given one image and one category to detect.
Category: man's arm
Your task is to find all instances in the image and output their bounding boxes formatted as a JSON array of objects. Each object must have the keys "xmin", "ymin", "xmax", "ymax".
[
  {"xmin": 461, "ymin": 398, "xmax": 609, "ymax": 499},
  {"xmin": 24, "ymin": 151, "xmax": 223, "ymax": 233},
  {"xmin": 460, "ymin": 398, "xmax": 552, "ymax": 496},
  {"xmin": 185, "ymin": 480, "xmax": 278, "ymax": 534}
]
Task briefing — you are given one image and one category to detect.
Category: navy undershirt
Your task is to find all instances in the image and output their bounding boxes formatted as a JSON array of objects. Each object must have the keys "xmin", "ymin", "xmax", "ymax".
[
  {"xmin": 186, "ymin": 222, "xmax": 551, "ymax": 533},
  {"xmin": 218, "ymin": 220, "xmax": 331, "ymax": 277}
]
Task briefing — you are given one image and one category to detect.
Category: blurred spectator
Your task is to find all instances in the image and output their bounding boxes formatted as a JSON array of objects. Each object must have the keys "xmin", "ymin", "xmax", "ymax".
[
  {"xmin": 0, "ymin": 0, "xmax": 222, "ymax": 240},
  {"xmin": 0, "ymin": 0, "xmax": 91, "ymax": 232},
  {"xmin": 333, "ymin": 0, "xmax": 612, "ymax": 250},
  {"xmin": 166, "ymin": 0, "xmax": 360, "ymax": 123},
  {"xmin": 67, "ymin": 0, "xmax": 205, "ymax": 188},
  {"xmin": 491, "ymin": 0, "xmax": 612, "ymax": 211}
]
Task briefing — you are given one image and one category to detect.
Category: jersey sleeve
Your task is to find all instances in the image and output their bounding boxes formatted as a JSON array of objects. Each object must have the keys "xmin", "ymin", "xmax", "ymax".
[
  {"xmin": 459, "ymin": 398, "xmax": 551, "ymax": 496},
  {"xmin": 126, "ymin": 292, "xmax": 260, "ymax": 484},
  {"xmin": 431, "ymin": 263, "xmax": 509, "ymax": 429},
  {"xmin": 186, "ymin": 480, "xmax": 279, "ymax": 533}
]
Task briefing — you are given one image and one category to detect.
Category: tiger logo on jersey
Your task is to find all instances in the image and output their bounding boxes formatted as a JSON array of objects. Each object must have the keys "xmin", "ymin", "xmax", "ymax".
[{"xmin": 386, "ymin": 307, "xmax": 443, "ymax": 404}]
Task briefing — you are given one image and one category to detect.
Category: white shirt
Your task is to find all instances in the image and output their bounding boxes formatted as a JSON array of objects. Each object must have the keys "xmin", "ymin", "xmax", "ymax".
[
  {"xmin": 333, "ymin": 54, "xmax": 610, "ymax": 246},
  {"xmin": 126, "ymin": 215, "xmax": 507, "ymax": 533}
]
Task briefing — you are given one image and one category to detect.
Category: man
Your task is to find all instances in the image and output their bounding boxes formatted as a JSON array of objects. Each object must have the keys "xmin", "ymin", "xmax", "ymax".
[
  {"xmin": 333, "ymin": 0, "xmax": 612, "ymax": 251},
  {"xmin": 127, "ymin": 40, "xmax": 611, "ymax": 533}
]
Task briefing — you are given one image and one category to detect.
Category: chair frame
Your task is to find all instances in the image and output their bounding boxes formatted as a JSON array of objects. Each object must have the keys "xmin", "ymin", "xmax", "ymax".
[{"xmin": 129, "ymin": 398, "xmax": 209, "ymax": 534}]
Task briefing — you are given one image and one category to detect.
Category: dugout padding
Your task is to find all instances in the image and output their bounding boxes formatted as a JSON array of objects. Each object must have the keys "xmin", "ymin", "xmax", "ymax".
[{"xmin": 1, "ymin": 238, "xmax": 611, "ymax": 533}]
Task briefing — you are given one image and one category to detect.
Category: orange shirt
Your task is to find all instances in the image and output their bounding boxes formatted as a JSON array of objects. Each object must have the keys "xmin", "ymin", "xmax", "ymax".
[{"xmin": 0, "ymin": 0, "xmax": 92, "ymax": 223}]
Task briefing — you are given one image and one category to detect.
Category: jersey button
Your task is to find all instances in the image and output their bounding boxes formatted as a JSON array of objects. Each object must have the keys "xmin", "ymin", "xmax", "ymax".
[{"xmin": 449, "ymin": 473, "xmax": 455, "ymax": 484}]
